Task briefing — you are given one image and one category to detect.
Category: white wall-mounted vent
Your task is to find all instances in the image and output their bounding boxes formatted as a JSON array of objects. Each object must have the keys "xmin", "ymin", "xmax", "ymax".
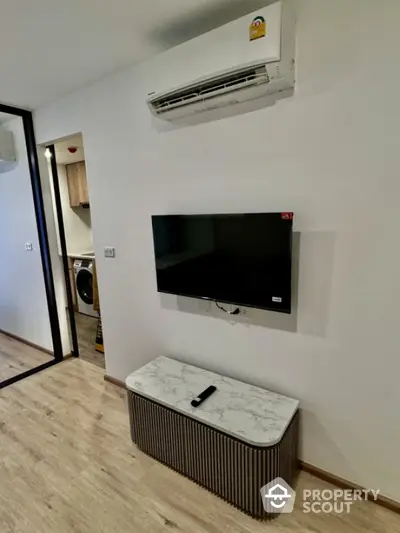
[
  {"xmin": 147, "ymin": 1, "xmax": 295, "ymax": 122},
  {"xmin": 0, "ymin": 128, "xmax": 16, "ymax": 173}
]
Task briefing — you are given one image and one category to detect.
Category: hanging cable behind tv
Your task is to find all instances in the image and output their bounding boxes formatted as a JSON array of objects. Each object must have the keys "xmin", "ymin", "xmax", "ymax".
[{"xmin": 215, "ymin": 301, "xmax": 240, "ymax": 315}]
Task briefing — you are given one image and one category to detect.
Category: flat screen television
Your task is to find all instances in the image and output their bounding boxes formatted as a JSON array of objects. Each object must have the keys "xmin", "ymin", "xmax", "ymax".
[{"xmin": 151, "ymin": 213, "xmax": 293, "ymax": 314}]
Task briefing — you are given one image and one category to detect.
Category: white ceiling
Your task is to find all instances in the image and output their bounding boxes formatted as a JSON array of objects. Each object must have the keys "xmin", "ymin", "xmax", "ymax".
[
  {"xmin": 0, "ymin": 0, "xmax": 270, "ymax": 111},
  {"xmin": 53, "ymin": 134, "xmax": 84, "ymax": 165}
]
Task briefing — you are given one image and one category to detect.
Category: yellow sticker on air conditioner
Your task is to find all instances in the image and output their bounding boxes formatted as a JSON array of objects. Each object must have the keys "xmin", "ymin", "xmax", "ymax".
[{"xmin": 250, "ymin": 16, "xmax": 266, "ymax": 41}]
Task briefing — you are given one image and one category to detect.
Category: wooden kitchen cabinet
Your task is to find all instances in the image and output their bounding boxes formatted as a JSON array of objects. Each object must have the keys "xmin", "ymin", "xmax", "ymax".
[{"xmin": 66, "ymin": 161, "xmax": 89, "ymax": 207}]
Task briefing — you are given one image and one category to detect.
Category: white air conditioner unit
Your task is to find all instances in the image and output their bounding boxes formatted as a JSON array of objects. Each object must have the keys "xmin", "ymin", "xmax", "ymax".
[
  {"xmin": 147, "ymin": 1, "xmax": 295, "ymax": 122},
  {"xmin": 0, "ymin": 128, "xmax": 16, "ymax": 173}
]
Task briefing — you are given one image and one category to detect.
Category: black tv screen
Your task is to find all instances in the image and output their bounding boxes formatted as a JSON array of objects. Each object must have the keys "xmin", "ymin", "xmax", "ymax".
[{"xmin": 151, "ymin": 213, "xmax": 293, "ymax": 313}]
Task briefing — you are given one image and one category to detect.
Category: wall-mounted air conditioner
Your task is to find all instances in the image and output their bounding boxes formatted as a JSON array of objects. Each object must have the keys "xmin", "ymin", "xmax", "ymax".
[
  {"xmin": 0, "ymin": 128, "xmax": 16, "ymax": 173},
  {"xmin": 147, "ymin": 1, "xmax": 295, "ymax": 122}
]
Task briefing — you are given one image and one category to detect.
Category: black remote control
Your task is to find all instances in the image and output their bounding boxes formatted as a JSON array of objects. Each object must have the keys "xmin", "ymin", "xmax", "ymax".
[{"xmin": 191, "ymin": 386, "xmax": 217, "ymax": 408}]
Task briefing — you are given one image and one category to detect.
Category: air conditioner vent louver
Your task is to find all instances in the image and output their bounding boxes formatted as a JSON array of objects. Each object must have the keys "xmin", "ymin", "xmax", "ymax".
[{"xmin": 150, "ymin": 65, "xmax": 270, "ymax": 115}]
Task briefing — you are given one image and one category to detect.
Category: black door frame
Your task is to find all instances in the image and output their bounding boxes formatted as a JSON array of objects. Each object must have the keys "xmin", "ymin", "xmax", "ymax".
[
  {"xmin": 0, "ymin": 102, "xmax": 72, "ymax": 389},
  {"xmin": 47, "ymin": 144, "xmax": 79, "ymax": 358}
]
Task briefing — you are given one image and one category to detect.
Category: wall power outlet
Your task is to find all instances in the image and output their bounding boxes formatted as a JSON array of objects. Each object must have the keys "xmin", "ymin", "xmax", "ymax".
[{"xmin": 104, "ymin": 246, "xmax": 116, "ymax": 258}]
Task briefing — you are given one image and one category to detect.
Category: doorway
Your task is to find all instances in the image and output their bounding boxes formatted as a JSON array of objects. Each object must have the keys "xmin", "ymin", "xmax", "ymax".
[
  {"xmin": 0, "ymin": 103, "xmax": 65, "ymax": 389},
  {"xmin": 45, "ymin": 134, "xmax": 105, "ymax": 370}
]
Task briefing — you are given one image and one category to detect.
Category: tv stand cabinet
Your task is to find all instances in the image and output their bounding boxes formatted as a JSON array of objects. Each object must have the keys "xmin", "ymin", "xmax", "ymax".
[{"xmin": 126, "ymin": 356, "xmax": 299, "ymax": 518}]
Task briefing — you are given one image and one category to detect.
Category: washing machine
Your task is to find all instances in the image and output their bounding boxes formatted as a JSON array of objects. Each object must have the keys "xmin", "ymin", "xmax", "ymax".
[{"xmin": 74, "ymin": 259, "xmax": 98, "ymax": 317}]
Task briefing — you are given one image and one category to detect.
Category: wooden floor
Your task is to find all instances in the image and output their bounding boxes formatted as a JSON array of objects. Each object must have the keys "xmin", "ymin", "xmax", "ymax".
[
  {"xmin": 75, "ymin": 312, "xmax": 105, "ymax": 369},
  {"xmin": 0, "ymin": 331, "xmax": 52, "ymax": 382},
  {"xmin": 0, "ymin": 359, "xmax": 399, "ymax": 533}
]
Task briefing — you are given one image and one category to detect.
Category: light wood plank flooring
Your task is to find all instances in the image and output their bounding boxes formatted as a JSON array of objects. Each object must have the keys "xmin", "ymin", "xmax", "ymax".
[
  {"xmin": 75, "ymin": 312, "xmax": 105, "ymax": 369},
  {"xmin": 0, "ymin": 332, "xmax": 52, "ymax": 382},
  {"xmin": 0, "ymin": 359, "xmax": 399, "ymax": 533}
]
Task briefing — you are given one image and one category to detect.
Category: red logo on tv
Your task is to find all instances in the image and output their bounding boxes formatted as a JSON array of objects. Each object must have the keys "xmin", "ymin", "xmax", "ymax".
[{"xmin": 281, "ymin": 212, "xmax": 293, "ymax": 220}]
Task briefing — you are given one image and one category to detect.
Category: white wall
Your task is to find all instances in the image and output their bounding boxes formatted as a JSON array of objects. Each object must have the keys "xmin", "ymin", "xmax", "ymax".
[
  {"xmin": 48, "ymin": 163, "xmax": 93, "ymax": 255},
  {"xmin": 34, "ymin": 0, "xmax": 400, "ymax": 501},
  {"xmin": 0, "ymin": 119, "xmax": 52, "ymax": 351}
]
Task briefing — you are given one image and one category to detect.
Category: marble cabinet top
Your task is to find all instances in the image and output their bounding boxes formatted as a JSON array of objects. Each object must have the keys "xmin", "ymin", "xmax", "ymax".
[{"xmin": 126, "ymin": 356, "xmax": 299, "ymax": 447}]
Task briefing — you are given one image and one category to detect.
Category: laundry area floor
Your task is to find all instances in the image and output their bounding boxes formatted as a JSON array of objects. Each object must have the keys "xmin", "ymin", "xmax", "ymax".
[
  {"xmin": 0, "ymin": 332, "xmax": 52, "ymax": 383},
  {"xmin": 75, "ymin": 312, "xmax": 104, "ymax": 369}
]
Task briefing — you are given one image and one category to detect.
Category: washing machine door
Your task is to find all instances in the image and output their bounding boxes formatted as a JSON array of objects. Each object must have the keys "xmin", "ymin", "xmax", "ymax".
[{"xmin": 76, "ymin": 268, "xmax": 93, "ymax": 305}]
